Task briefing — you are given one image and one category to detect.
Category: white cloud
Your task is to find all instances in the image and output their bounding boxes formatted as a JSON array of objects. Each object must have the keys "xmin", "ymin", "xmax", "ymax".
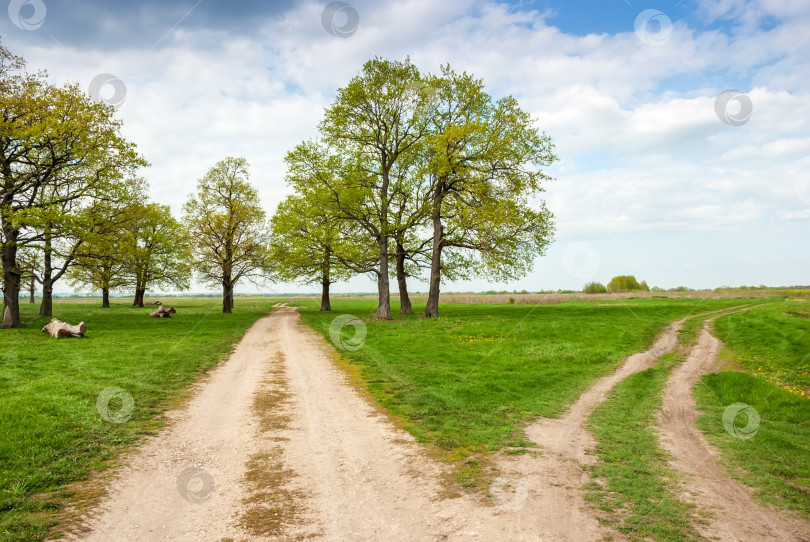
[{"xmin": 4, "ymin": 0, "xmax": 808, "ymax": 292}]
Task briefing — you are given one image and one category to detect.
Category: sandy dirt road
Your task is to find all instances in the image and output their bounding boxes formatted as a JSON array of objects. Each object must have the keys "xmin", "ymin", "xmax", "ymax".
[
  {"xmin": 60, "ymin": 306, "xmax": 806, "ymax": 541},
  {"xmin": 658, "ymin": 320, "xmax": 810, "ymax": 542}
]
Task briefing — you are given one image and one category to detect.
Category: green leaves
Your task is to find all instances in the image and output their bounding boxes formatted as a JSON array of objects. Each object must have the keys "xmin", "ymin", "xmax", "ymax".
[
  {"xmin": 182, "ymin": 157, "xmax": 272, "ymax": 292},
  {"xmin": 1, "ymin": 40, "xmax": 148, "ymax": 326}
]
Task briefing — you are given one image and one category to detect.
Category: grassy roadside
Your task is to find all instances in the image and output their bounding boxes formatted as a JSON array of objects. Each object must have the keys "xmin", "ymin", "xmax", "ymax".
[
  {"xmin": 0, "ymin": 297, "xmax": 276, "ymax": 542},
  {"xmin": 297, "ymin": 297, "xmax": 765, "ymax": 488},
  {"xmin": 584, "ymin": 353, "xmax": 703, "ymax": 541},
  {"xmin": 693, "ymin": 299, "xmax": 810, "ymax": 520}
]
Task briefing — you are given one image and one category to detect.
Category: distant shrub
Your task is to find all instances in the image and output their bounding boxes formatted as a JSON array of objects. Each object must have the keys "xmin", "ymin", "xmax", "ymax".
[
  {"xmin": 639, "ymin": 280, "xmax": 650, "ymax": 292},
  {"xmin": 583, "ymin": 281, "xmax": 608, "ymax": 294},
  {"xmin": 508, "ymin": 297, "xmax": 515, "ymax": 304},
  {"xmin": 607, "ymin": 275, "xmax": 642, "ymax": 293}
]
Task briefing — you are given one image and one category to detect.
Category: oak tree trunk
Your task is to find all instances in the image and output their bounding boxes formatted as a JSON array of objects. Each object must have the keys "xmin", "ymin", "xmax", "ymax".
[
  {"xmin": 321, "ymin": 280, "xmax": 331, "ymax": 311},
  {"xmin": 423, "ymin": 200, "xmax": 444, "ymax": 318},
  {"xmin": 395, "ymin": 240, "xmax": 412, "ymax": 315},
  {"xmin": 222, "ymin": 280, "xmax": 233, "ymax": 314},
  {"xmin": 29, "ymin": 275, "xmax": 35, "ymax": 304},
  {"xmin": 376, "ymin": 237, "xmax": 392, "ymax": 319},
  {"xmin": 39, "ymin": 279, "xmax": 53, "ymax": 317},
  {"xmin": 133, "ymin": 289, "xmax": 146, "ymax": 308},
  {"xmin": 1, "ymin": 224, "xmax": 21, "ymax": 328},
  {"xmin": 320, "ymin": 249, "xmax": 331, "ymax": 311},
  {"xmin": 39, "ymin": 234, "xmax": 53, "ymax": 317},
  {"xmin": 102, "ymin": 287, "xmax": 110, "ymax": 308}
]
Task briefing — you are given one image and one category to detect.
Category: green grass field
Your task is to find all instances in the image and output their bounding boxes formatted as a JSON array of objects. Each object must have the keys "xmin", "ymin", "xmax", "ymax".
[
  {"xmin": 694, "ymin": 299, "xmax": 810, "ymax": 519},
  {"xmin": 296, "ymin": 297, "xmax": 767, "ymax": 485},
  {"xmin": 0, "ymin": 297, "xmax": 277, "ymax": 542},
  {"xmin": 585, "ymin": 354, "xmax": 703, "ymax": 542},
  {"xmin": 3, "ymin": 294, "xmax": 803, "ymax": 542}
]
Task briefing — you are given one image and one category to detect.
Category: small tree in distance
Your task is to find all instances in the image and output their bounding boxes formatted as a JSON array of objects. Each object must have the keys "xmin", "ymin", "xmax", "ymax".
[
  {"xmin": 183, "ymin": 157, "xmax": 272, "ymax": 314},
  {"xmin": 583, "ymin": 281, "xmax": 607, "ymax": 294},
  {"xmin": 607, "ymin": 275, "xmax": 643, "ymax": 293}
]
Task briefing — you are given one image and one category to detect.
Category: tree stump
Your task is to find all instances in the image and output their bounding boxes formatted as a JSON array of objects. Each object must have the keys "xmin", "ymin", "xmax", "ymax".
[
  {"xmin": 149, "ymin": 305, "xmax": 176, "ymax": 318},
  {"xmin": 41, "ymin": 318, "xmax": 86, "ymax": 338}
]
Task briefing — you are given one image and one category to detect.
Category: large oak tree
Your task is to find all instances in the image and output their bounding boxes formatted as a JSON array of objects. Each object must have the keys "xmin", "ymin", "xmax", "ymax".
[
  {"xmin": 318, "ymin": 58, "xmax": 430, "ymax": 319},
  {"xmin": 0, "ymin": 42, "xmax": 145, "ymax": 327},
  {"xmin": 419, "ymin": 67, "xmax": 557, "ymax": 317},
  {"xmin": 183, "ymin": 157, "xmax": 271, "ymax": 313}
]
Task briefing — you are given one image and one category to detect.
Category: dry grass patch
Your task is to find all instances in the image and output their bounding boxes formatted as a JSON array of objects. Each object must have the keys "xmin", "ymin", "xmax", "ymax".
[{"xmin": 238, "ymin": 351, "xmax": 311, "ymax": 538}]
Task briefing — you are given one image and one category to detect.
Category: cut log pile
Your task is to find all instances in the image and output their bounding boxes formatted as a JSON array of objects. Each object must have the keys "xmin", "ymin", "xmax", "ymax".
[
  {"xmin": 149, "ymin": 304, "xmax": 177, "ymax": 318},
  {"xmin": 146, "ymin": 301, "xmax": 162, "ymax": 306},
  {"xmin": 41, "ymin": 318, "xmax": 86, "ymax": 338}
]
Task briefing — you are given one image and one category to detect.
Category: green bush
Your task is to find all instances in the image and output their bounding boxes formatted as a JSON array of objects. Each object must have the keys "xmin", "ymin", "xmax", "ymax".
[
  {"xmin": 639, "ymin": 280, "xmax": 650, "ymax": 292},
  {"xmin": 583, "ymin": 281, "xmax": 607, "ymax": 294},
  {"xmin": 607, "ymin": 275, "xmax": 642, "ymax": 293}
]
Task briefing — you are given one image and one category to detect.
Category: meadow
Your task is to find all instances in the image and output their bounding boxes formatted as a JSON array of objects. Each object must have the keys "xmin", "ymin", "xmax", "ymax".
[
  {"xmin": 0, "ymin": 297, "xmax": 278, "ymax": 541},
  {"xmin": 296, "ymin": 296, "xmax": 769, "ymax": 484},
  {"xmin": 2, "ymin": 294, "xmax": 807, "ymax": 542},
  {"xmin": 696, "ymin": 299, "xmax": 810, "ymax": 518}
]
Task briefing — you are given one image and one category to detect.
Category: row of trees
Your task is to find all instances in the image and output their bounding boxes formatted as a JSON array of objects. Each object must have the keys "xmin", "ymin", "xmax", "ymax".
[
  {"xmin": 3, "ymin": 46, "xmax": 558, "ymax": 325},
  {"xmin": 1, "ymin": 42, "xmax": 148, "ymax": 327},
  {"xmin": 1, "ymin": 41, "xmax": 272, "ymax": 327},
  {"xmin": 269, "ymin": 58, "xmax": 558, "ymax": 319}
]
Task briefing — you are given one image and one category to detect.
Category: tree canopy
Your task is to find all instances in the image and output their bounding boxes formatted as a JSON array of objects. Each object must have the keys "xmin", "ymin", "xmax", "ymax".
[
  {"xmin": 278, "ymin": 58, "xmax": 557, "ymax": 318},
  {"xmin": 1, "ymin": 41, "xmax": 147, "ymax": 327},
  {"xmin": 183, "ymin": 157, "xmax": 271, "ymax": 313}
]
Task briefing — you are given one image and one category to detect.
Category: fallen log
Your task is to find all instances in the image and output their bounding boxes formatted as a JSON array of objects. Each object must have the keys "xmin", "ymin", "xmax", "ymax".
[
  {"xmin": 149, "ymin": 305, "xmax": 176, "ymax": 318},
  {"xmin": 41, "ymin": 318, "xmax": 86, "ymax": 338}
]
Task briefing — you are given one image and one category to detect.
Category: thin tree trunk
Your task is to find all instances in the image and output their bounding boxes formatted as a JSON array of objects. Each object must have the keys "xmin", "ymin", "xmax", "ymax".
[
  {"xmin": 222, "ymin": 280, "xmax": 233, "ymax": 314},
  {"xmin": 320, "ymin": 248, "xmax": 331, "ymax": 311},
  {"xmin": 376, "ymin": 237, "xmax": 392, "ymax": 319},
  {"xmin": 39, "ymin": 232, "xmax": 53, "ymax": 317},
  {"xmin": 423, "ymin": 199, "xmax": 444, "ymax": 318},
  {"xmin": 395, "ymin": 240, "xmax": 413, "ymax": 315},
  {"xmin": 102, "ymin": 287, "xmax": 110, "ymax": 308},
  {"xmin": 1, "ymin": 223, "xmax": 22, "ymax": 328},
  {"xmin": 29, "ymin": 275, "xmax": 35, "ymax": 304}
]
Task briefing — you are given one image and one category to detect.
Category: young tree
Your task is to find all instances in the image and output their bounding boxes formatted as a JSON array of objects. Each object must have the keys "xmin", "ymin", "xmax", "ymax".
[
  {"xmin": 0, "ymin": 42, "xmax": 146, "ymax": 327},
  {"xmin": 269, "ymin": 193, "xmax": 355, "ymax": 311},
  {"xmin": 319, "ymin": 58, "xmax": 429, "ymax": 319},
  {"xmin": 68, "ymin": 180, "xmax": 149, "ymax": 307},
  {"xmin": 419, "ymin": 67, "xmax": 557, "ymax": 317},
  {"xmin": 124, "ymin": 203, "xmax": 191, "ymax": 307},
  {"xmin": 183, "ymin": 157, "xmax": 271, "ymax": 313},
  {"xmin": 16, "ymin": 247, "xmax": 40, "ymax": 304}
]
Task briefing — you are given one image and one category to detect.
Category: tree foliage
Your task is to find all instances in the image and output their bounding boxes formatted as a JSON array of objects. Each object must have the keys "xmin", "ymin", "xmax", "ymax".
[
  {"xmin": 607, "ymin": 275, "xmax": 644, "ymax": 293},
  {"xmin": 1, "ymin": 41, "xmax": 146, "ymax": 327},
  {"xmin": 583, "ymin": 281, "xmax": 607, "ymax": 294},
  {"xmin": 278, "ymin": 58, "xmax": 557, "ymax": 319},
  {"xmin": 124, "ymin": 202, "xmax": 191, "ymax": 307},
  {"xmin": 183, "ymin": 157, "xmax": 271, "ymax": 313}
]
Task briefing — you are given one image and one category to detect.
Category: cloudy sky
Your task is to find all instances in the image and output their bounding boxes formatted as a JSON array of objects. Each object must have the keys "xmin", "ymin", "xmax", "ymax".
[{"xmin": 2, "ymin": 0, "xmax": 808, "ymax": 293}]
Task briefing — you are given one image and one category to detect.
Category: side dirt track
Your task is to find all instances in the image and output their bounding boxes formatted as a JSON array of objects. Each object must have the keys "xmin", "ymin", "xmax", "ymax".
[
  {"xmin": 57, "ymin": 305, "xmax": 809, "ymax": 541},
  {"xmin": 658, "ymin": 316, "xmax": 810, "ymax": 541}
]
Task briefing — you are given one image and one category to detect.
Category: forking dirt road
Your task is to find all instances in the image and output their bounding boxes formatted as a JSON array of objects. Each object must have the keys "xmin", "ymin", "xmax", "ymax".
[{"xmin": 60, "ymin": 305, "xmax": 809, "ymax": 541}]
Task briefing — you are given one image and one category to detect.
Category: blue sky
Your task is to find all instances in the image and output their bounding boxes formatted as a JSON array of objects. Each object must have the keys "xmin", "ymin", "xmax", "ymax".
[{"xmin": 1, "ymin": 0, "xmax": 808, "ymax": 293}]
